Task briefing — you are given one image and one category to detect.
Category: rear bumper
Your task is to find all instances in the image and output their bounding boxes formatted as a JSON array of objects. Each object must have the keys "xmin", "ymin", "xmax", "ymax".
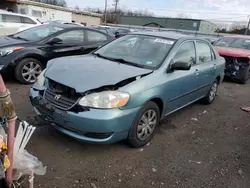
[{"xmin": 29, "ymin": 87, "xmax": 140, "ymax": 144}]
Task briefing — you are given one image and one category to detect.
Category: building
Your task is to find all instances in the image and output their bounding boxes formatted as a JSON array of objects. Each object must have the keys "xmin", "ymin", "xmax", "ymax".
[
  {"xmin": 0, "ymin": 0, "xmax": 102, "ymax": 26},
  {"xmin": 119, "ymin": 16, "xmax": 216, "ymax": 33}
]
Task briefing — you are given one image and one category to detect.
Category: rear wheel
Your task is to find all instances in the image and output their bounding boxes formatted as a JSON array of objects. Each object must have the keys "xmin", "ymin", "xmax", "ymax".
[
  {"xmin": 15, "ymin": 58, "xmax": 43, "ymax": 85},
  {"xmin": 128, "ymin": 102, "xmax": 160, "ymax": 148},
  {"xmin": 239, "ymin": 65, "xmax": 250, "ymax": 84},
  {"xmin": 202, "ymin": 80, "xmax": 218, "ymax": 104}
]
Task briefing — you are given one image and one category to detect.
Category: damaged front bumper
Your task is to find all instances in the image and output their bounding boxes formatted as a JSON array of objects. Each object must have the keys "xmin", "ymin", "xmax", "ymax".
[
  {"xmin": 29, "ymin": 88, "xmax": 140, "ymax": 144},
  {"xmin": 223, "ymin": 56, "xmax": 250, "ymax": 80}
]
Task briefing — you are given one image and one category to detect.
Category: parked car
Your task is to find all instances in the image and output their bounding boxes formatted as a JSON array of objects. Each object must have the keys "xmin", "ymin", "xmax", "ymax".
[
  {"xmin": 0, "ymin": 23, "xmax": 113, "ymax": 84},
  {"xmin": 213, "ymin": 35, "xmax": 250, "ymax": 84},
  {"xmin": 91, "ymin": 26, "xmax": 115, "ymax": 37},
  {"xmin": 204, "ymin": 37, "xmax": 218, "ymax": 44},
  {"xmin": 0, "ymin": 10, "xmax": 41, "ymax": 36},
  {"xmin": 29, "ymin": 32, "xmax": 225, "ymax": 148},
  {"xmin": 114, "ymin": 28, "xmax": 131, "ymax": 38}
]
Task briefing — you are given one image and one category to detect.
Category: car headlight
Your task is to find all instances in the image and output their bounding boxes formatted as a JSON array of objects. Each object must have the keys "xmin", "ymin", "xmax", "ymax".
[
  {"xmin": 0, "ymin": 47, "xmax": 24, "ymax": 57},
  {"xmin": 36, "ymin": 69, "xmax": 46, "ymax": 86},
  {"xmin": 79, "ymin": 91, "xmax": 130, "ymax": 109}
]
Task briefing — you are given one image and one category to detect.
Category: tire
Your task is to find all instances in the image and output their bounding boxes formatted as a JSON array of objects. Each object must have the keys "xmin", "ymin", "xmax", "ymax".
[
  {"xmin": 14, "ymin": 58, "xmax": 43, "ymax": 85},
  {"xmin": 239, "ymin": 66, "xmax": 250, "ymax": 84},
  {"xmin": 128, "ymin": 101, "xmax": 160, "ymax": 148},
  {"xmin": 202, "ymin": 80, "xmax": 218, "ymax": 104}
]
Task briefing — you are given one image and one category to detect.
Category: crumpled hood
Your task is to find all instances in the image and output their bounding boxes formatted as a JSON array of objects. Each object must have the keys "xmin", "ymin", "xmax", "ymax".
[
  {"xmin": 0, "ymin": 36, "xmax": 26, "ymax": 48},
  {"xmin": 45, "ymin": 55, "xmax": 153, "ymax": 92},
  {"xmin": 215, "ymin": 46, "xmax": 250, "ymax": 58}
]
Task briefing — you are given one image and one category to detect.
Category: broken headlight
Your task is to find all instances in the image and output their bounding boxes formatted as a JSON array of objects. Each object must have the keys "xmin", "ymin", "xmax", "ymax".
[{"xmin": 79, "ymin": 91, "xmax": 130, "ymax": 109}]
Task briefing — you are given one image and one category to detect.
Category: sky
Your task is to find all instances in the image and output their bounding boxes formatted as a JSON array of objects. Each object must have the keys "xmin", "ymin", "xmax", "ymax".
[{"xmin": 66, "ymin": 0, "xmax": 250, "ymax": 24}]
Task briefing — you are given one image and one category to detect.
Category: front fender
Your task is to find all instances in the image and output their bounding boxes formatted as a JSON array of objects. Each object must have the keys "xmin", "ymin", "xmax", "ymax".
[{"xmin": 119, "ymin": 86, "xmax": 165, "ymax": 111}]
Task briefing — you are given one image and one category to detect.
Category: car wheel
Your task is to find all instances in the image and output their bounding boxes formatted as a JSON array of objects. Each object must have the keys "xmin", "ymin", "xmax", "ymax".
[
  {"xmin": 128, "ymin": 101, "xmax": 160, "ymax": 148},
  {"xmin": 239, "ymin": 66, "xmax": 250, "ymax": 84},
  {"xmin": 202, "ymin": 80, "xmax": 218, "ymax": 104},
  {"xmin": 15, "ymin": 58, "xmax": 43, "ymax": 85}
]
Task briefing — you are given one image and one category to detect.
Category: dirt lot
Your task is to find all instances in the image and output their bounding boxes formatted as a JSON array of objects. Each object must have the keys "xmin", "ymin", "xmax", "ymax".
[{"xmin": 5, "ymin": 79, "xmax": 250, "ymax": 188}]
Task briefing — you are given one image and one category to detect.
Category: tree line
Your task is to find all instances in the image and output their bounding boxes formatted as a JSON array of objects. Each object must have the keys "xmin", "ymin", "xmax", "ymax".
[{"xmin": 30, "ymin": 0, "xmax": 155, "ymax": 23}]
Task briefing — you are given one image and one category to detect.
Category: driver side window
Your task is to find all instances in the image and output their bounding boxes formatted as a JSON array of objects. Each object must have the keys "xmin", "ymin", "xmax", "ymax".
[{"xmin": 174, "ymin": 41, "xmax": 196, "ymax": 65}]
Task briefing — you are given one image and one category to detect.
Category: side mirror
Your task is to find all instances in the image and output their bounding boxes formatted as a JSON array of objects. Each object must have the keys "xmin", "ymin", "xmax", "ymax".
[
  {"xmin": 47, "ymin": 37, "xmax": 63, "ymax": 45},
  {"xmin": 115, "ymin": 31, "xmax": 119, "ymax": 38},
  {"xmin": 170, "ymin": 61, "xmax": 191, "ymax": 71}
]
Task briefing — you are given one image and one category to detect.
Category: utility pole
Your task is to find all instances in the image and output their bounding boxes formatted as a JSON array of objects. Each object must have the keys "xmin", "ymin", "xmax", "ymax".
[
  {"xmin": 114, "ymin": 0, "xmax": 119, "ymax": 24},
  {"xmin": 245, "ymin": 15, "xmax": 250, "ymax": 35},
  {"xmin": 104, "ymin": 0, "xmax": 107, "ymax": 25}
]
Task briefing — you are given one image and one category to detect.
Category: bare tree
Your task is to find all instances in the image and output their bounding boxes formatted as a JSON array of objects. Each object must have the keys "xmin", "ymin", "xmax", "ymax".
[
  {"xmin": 177, "ymin": 13, "xmax": 191, "ymax": 19},
  {"xmin": 31, "ymin": 0, "xmax": 67, "ymax": 7},
  {"xmin": 86, "ymin": 7, "xmax": 155, "ymax": 23},
  {"xmin": 75, "ymin": 5, "xmax": 80, "ymax": 10}
]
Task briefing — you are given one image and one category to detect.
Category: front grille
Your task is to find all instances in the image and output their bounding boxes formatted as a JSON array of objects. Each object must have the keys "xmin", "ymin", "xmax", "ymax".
[
  {"xmin": 44, "ymin": 89, "xmax": 78, "ymax": 110},
  {"xmin": 222, "ymin": 56, "xmax": 233, "ymax": 65}
]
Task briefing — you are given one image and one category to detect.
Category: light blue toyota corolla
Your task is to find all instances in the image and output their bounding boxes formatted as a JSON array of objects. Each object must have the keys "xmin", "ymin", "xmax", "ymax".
[{"xmin": 29, "ymin": 32, "xmax": 225, "ymax": 147}]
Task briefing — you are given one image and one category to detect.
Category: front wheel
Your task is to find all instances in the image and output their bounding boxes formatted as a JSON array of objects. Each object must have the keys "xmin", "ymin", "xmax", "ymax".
[
  {"xmin": 202, "ymin": 80, "xmax": 218, "ymax": 104},
  {"xmin": 128, "ymin": 102, "xmax": 160, "ymax": 148},
  {"xmin": 239, "ymin": 66, "xmax": 250, "ymax": 84},
  {"xmin": 15, "ymin": 58, "xmax": 43, "ymax": 85}
]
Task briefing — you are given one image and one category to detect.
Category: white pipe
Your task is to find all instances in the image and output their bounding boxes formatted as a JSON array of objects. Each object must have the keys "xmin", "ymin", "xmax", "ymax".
[
  {"xmin": 19, "ymin": 126, "xmax": 32, "ymax": 153},
  {"xmin": 21, "ymin": 127, "xmax": 36, "ymax": 151},
  {"xmin": 14, "ymin": 122, "xmax": 25, "ymax": 156}
]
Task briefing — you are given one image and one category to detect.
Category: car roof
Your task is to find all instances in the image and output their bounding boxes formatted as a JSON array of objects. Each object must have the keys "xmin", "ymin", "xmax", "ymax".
[
  {"xmin": 223, "ymin": 35, "xmax": 250, "ymax": 39},
  {"xmin": 0, "ymin": 10, "xmax": 37, "ymax": 19},
  {"xmin": 43, "ymin": 22, "xmax": 83, "ymax": 29},
  {"xmin": 129, "ymin": 31, "xmax": 190, "ymax": 40}
]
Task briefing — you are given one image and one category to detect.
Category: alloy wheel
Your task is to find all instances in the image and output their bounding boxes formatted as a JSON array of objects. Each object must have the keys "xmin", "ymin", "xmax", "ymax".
[
  {"xmin": 209, "ymin": 82, "xmax": 217, "ymax": 102},
  {"xmin": 137, "ymin": 109, "xmax": 157, "ymax": 141},
  {"xmin": 21, "ymin": 61, "xmax": 42, "ymax": 83}
]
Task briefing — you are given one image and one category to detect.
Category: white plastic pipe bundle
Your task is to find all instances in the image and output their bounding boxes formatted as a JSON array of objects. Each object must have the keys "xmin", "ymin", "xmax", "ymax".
[{"xmin": 14, "ymin": 121, "xmax": 36, "ymax": 158}]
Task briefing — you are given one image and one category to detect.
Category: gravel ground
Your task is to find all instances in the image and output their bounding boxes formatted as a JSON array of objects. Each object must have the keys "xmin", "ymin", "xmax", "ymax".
[{"xmin": 5, "ymin": 79, "xmax": 250, "ymax": 188}]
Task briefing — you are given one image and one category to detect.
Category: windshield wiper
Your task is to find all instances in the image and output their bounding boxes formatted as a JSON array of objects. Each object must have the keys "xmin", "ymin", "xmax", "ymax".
[
  {"xmin": 11, "ymin": 36, "xmax": 29, "ymax": 41},
  {"xmin": 110, "ymin": 58, "xmax": 147, "ymax": 68},
  {"xmin": 93, "ymin": 53, "xmax": 146, "ymax": 68}
]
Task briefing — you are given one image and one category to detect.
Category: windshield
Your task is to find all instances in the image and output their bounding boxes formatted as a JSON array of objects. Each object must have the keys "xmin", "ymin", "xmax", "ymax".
[
  {"xmin": 214, "ymin": 37, "xmax": 250, "ymax": 50},
  {"xmin": 11, "ymin": 25, "xmax": 64, "ymax": 41},
  {"xmin": 94, "ymin": 35, "xmax": 175, "ymax": 69}
]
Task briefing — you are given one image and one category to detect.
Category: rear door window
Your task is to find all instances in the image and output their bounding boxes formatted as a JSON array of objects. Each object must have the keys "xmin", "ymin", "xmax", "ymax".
[
  {"xmin": 86, "ymin": 30, "xmax": 108, "ymax": 43},
  {"xmin": 2, "ymin": 14, "xmax": 22, "ymax": 23},
  {"xmin": 56, "ymin": 30, "xmax": 85, "ymax": 44},
  {"xmin": 21, "ymin": 17, "xmax": 36, "ymax": 24}
]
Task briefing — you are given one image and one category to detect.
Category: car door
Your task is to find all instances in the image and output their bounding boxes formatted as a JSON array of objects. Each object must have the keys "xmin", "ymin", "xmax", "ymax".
[
  {"xmin": 195, "ymin": 40, "xmax": 217, "ymax": 97},
  {"xmin": 164, "ymin": 41, "xmax": 199, "ymax": 114},
  {"xmin": 84, "ymin": 30, "xmax": 110, "ymax": 53},
  {"xmin": 1, "ymin": 14, "xmax": 22, "ymax": 35},
  {"xmin": 49, "ymin": 29, "xmax": 86, "ymax": 58}
]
